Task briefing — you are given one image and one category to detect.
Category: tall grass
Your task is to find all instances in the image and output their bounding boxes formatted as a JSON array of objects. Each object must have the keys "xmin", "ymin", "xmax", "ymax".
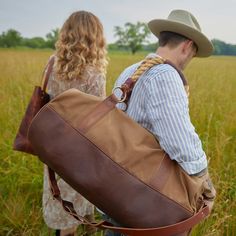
[{"xmin": 0, "ymin": 49, "xmax": 235, "ymax": 235}]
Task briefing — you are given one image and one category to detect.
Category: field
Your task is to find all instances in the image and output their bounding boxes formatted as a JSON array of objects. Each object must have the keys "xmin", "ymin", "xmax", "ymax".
[{"xmin": 0, "ymin": 49, "xmax": 236, "ymax": 236}]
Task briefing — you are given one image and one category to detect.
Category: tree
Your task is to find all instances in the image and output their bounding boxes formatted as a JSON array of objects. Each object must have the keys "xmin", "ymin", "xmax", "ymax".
[
  {"xmin": 142, "ymin": 42, "xmax": 159, "ymax": 52},
  {"xmin": 22, "ymin": 37, "xmax": 46, "ymax": 48},
  {"xmin": 45, "ymin": 28, "xmax": 59, "ymax": 49},
  {"xmin": 114, "ymin": 22, "xmax": 151, "ymax": 54},
  {"xmin": 0, "ymin": 29, "xmax": 22, "ymax": 47},
  {"xmin": 212, "ymin": 39, "xmax": 236, "ymax": 55}
]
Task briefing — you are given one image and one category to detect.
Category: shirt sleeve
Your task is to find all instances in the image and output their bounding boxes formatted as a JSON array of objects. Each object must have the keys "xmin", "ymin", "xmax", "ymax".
[{"xmin": 146, "ymin": 69, "xmax": 208, "ymax": 175}]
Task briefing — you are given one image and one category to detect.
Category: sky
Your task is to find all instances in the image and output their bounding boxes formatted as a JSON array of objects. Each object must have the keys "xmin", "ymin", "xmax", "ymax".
[{"xmin": 1, "ymin": 0, "xmax": 236, "ymax": 44}]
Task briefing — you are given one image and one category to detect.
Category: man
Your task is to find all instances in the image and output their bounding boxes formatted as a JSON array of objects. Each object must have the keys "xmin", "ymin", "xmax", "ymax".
[{"xmin": 104, "ymin": 9, "xmax": 216, "ymax": 236}]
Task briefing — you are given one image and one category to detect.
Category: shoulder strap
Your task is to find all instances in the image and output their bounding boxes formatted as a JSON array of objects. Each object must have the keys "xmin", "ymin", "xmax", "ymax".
[
  {"xmin": 116, "ymin": 57, "xmax": 164, "ymax": 104},
  {"xmin": 164, "ymin": 59, "xmax": 187, "ymax": 85},
  {"xmin": 47, "ymin": 167, "xmax": 209, "ymax": 236},
  {"xmin": 165, "ymin": 59, "xmax": 189, "ymax": 96},
  {"xmin": 115, "ymin": 56, "xmax": 188, "ymax": 106},
  {"xmin": 41, "ymin": 56, "xmax": 55, "ymax": 91}
]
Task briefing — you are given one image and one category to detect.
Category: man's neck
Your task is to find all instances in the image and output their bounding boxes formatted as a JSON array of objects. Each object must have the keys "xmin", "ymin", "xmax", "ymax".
[{"xmin": 156, "ymin": 47, "xmax": 183, "ymax": 71}]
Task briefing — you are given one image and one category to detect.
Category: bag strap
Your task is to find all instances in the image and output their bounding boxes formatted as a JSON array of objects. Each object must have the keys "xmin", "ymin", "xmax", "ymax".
[
  {"xmin": 47, "ymin": 167, "xmax": 209, "ymax": 236},
  {"xmin": 41, "ymin": 56, "xmax": 55, "ymax": 91},
  {"xmin": 114, "ymin": 56, "xmax": 189, "ymax": 105}
]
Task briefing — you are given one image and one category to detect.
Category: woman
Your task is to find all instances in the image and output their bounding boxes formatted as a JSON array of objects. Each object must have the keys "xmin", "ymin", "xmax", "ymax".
[{"xmin": 43, "ymin": 11, "xmax": 108, "ymax": 236}]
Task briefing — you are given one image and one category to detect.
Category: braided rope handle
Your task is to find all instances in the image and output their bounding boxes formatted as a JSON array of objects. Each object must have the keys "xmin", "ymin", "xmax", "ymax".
[
  {"xmin": 133, "ymin": 57, "xmax": 189, "ymax": 97},
  {"xmin": 113, "ymin": 57, "xmax": 165, "ymax": 105},
  {"xmin": 113, "ymin": 56, "xmax": 190, "ymax": 107},
  {"xmin": 131, "ymin": 57, "xmax": 165, "ymax": 82}
]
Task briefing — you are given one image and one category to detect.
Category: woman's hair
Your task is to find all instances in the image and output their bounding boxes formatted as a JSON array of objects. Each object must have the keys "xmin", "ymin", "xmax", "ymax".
[{"xmin": 55, "ymin": 11, "xmax": 108, "ymax": 80}]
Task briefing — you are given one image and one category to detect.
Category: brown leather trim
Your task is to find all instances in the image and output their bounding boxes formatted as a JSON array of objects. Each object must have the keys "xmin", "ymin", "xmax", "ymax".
[
  {"xmin": 47, "ymin": 166, "xmax": 61, "ymax": 198},
  {"xmin": 165, "ymin": 60, "xmax": 187, "ymax": 86},
  {"xmin": 42, "ymin": 56, "xmax": 55, "ymax": 91},
  {"xmin": 100, "ymin": 206, "xmax": 209, "ymax": 236},
  {"xmin": 29, "ymin": 106, "xmax": 192, "ymax": 228},
  {"xmin": 78, "ymin": 94, "xmax": 118, "ymax": 134}
]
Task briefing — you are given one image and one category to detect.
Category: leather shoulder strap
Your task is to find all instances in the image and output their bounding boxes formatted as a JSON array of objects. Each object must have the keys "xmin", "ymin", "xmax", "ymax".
[
  {"xmin": 164, "ymin": 59, "xmax": 189, "ymax": 97},
  {"xmin": 41, "ymin": 56, "xmax": 55, "ymax": 91},
  {"xmin": 164, "ymin": 59, "xmax": 187, "ymax": 86}
]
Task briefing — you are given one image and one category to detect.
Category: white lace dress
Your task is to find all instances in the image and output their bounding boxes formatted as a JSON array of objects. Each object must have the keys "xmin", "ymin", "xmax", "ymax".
[{"xmin": 42, "ymin": 63, "xmax": 106, "ymax": 230}]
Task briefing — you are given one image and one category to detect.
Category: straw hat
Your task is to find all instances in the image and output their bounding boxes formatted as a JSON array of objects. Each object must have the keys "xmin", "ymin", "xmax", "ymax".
[{"xmin": 148, "ymin": 10, "xmax": 213, "ymax": 57}]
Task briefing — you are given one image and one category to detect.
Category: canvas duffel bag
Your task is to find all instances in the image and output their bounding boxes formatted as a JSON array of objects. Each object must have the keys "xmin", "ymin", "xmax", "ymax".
[{"xmin": 28, "ymin": 57, "xmax": 209, "ymax": 235}]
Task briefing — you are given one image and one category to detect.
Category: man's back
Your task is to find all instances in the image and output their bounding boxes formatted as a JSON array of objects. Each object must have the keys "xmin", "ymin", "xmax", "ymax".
[
  {"xmin": 114, "ymin": 54, "xmax": 207, "ymax": 175},
  {"xmin": 103, "ymin": 9, "xmax": 216, "ymax": 236}
]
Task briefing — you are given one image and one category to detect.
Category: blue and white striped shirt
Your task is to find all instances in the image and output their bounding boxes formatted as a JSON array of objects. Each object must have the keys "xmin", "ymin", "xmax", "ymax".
[{"xmin": 114, "ymin": 54, "xmax": 207, "ymax": 175}]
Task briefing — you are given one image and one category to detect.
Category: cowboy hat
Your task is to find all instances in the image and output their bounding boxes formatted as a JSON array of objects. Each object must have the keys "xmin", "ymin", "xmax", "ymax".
[{"xmin": 148, "ymin": 9, "xmax": 213, "ymax": 57}]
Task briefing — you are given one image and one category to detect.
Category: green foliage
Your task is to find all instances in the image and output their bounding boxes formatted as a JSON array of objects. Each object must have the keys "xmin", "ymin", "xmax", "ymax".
[
  {"xmin": 114, "ymin": 22, "xmax": 151, "ymax": 54},
  {"xmin": 108, "ymin": 43, "xmax": 127, "ymax": 51},
  {"xmin": 0, "ymin": 28, "xmax": 59, "ymax": 49},
  {"xmin": 45, "ymin": 28, "xmax": 59, "ymax": 49},
  {"xmin": 212, "ymin": 39, "xmax": 236, "ymax": 55},
  {"xmin": 1, "ymin": 27, "xmax": 236, "ymax": 57},
  {"xmin": 0, "ymin": 29, "xmax": 22, "ymax": 47},
  {"xmin": 22, "ymin": 37, "xmax": 47, "ymax": 49},
  {"xmin": 142, "ymin": 42, "xmax": 159, "ymax": 52}
]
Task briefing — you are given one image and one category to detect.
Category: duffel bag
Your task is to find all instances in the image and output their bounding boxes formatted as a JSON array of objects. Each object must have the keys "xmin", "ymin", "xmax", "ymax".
[{"xmin": 28, "ymin": 57, "xmax": 209, "ymax": 235}]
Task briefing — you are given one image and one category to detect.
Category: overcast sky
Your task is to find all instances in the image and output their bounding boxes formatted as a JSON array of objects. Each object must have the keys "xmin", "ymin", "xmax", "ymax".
[{"xmin": 1, "ymin": 0, "xmax": 236, "ymax": 44}]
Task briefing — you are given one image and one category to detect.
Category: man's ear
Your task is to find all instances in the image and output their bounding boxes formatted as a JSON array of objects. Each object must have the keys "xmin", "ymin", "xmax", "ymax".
[{"xmin": 182, "ymin": 40, "xmax": 192, "ymax": 55}]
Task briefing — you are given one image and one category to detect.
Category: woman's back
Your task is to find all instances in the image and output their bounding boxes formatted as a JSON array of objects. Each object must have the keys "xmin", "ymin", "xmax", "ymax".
[
  {"xmin": 48, "ymin": 64, "xmax": 106, "ymax": 99},
  {"xmin": 43, "ymin": 61, "xmax": 106, "ymax": 230},
  {"xmin": 42, "ymin": 10, "xmax": 108, "ymax": 235}
]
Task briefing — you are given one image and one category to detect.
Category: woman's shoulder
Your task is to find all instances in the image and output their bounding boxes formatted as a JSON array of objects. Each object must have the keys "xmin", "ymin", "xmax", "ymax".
[
  {"xmin": 84, "ymin": 65, "xmax": 104, "ymax": 75},
  {"xmin": 82, "ymin": 65, "xmax": 105, "ymax": 81}
]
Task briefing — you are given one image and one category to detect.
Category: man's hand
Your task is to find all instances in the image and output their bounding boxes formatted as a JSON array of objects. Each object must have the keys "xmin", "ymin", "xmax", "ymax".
[{"xmin": 202, "ymin": 176, "xmax": 216, "ymax": 213}]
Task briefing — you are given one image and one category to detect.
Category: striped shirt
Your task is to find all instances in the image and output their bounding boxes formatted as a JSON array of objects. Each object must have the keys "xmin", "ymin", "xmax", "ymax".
[{"xmin": 114, "ymin": 54, "xmax": 207, "ymax": 175}]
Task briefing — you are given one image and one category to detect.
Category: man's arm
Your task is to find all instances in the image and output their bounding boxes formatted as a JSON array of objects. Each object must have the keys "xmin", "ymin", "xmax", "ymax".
[{"xmin": 146, "ymin": 68, "xmax": 207, "ymax": 175}]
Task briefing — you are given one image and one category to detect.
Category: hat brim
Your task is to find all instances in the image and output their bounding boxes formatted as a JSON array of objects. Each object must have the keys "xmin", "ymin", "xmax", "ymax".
[{"xmin": 148, "ymin": 19, "xmax": 213, "ymax": 57}]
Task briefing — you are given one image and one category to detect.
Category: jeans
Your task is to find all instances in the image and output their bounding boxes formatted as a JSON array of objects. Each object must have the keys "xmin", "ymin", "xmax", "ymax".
[{"xmin": 101, "ymin": 214, "xmax": 124, "ymax": 236}]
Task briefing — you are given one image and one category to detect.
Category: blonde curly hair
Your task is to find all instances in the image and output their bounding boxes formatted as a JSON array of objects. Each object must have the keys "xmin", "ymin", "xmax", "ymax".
[{"xmin": 55, "ymin": 11, "xmax": 108, "ymax": 80}]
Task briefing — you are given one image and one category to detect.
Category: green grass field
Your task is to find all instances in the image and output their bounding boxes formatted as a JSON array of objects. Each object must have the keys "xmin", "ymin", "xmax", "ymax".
[{"xmin": 0, "ymin": 49, "xmax": 235, "ymax": 236}]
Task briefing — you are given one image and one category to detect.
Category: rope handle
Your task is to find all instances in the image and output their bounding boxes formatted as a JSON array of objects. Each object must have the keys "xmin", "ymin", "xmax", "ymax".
[
  {"xmin": 113, "ymin": 57, "xmax": 190, "ymax": 106},
  {"xmin": 113, "ymin": 57, "xmax": 165, "ymax": 104},
  {"xmin": 131, "ymin": 57, "xmax": 165, "ymax": 81}
]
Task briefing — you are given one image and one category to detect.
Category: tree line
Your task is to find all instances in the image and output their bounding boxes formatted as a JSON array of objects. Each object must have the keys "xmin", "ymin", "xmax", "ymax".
[
  {"xmin": 0, "ymin": 29, "xmax": 59, "ymax": 49},
  {"xmin": 0, "ymin": 26, "xmax": 236, "ymax": 56}
]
